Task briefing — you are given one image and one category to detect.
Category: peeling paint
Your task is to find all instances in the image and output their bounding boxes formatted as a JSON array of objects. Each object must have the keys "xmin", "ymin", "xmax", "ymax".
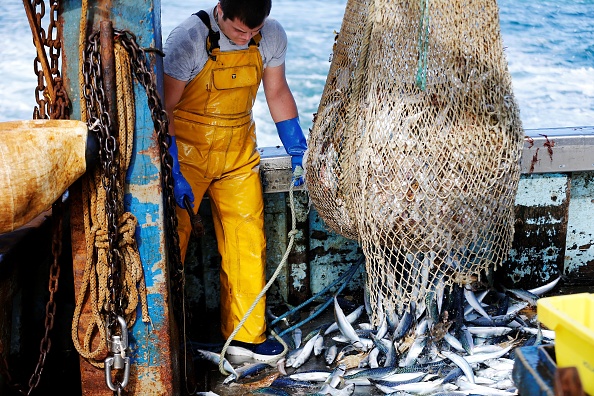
[
  {"xmin": 290, "ymin": 263, "xmax": 307, "ymax": 291},
  {"xmin": 515, "ymin": 173, "xmax": 567, "ymax": 207},
  {"xmin": 499, "ymin": 173, "xmax": 569, "ymax": 289},
  {"xmin": 565, "ymin": 172, "xmax": 594, "ymax": 280}
]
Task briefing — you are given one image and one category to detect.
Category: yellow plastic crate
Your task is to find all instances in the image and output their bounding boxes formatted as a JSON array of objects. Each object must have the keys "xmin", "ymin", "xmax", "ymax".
[{"xmin": 537, "ymin": 293, "xmax": 594, "ymax": 395}]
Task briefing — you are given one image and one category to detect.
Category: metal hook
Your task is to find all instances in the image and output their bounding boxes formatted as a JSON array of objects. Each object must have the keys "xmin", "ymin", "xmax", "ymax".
[{"xmin": 104, "ymin": 315, "xmax": 130, "ymax": 391}]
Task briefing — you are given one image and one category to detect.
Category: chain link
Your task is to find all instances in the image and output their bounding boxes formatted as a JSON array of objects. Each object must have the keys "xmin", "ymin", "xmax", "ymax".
[
  {"xmin": 80, "ymin": 29, "xmax": 185, "ymax": 392},
  {"xmin": 29, "ymin": 0, "xmax": 69, "ymax": 120},
  {"xmin": 114, "ymin": 30, "xmax": 185, "ymax": 312},
  {"xmin": 82, "ymin": 30, "xmax": 126, "ymax": 338},
  {"xmin": 0, "ymin": 12, "xmax": 183, "ymax": 395},
  {"xmin": 0, "ymin": 0, "xmax": 70, "ymax": 394}
]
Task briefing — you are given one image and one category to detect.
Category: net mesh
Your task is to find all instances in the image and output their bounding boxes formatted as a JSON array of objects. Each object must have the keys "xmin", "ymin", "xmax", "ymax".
[{"xmin": 304, "ymin": 0, "xmax": 524, "ymax": 324}]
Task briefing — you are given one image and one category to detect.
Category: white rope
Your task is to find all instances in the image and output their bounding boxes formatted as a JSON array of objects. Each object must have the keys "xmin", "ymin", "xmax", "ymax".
[{"xmin": 217, "ymin": 174, "xmax": 304, "ymax": 375}]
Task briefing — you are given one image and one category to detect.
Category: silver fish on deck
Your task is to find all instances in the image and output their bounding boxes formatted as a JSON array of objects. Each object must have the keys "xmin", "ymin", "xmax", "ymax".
[
  {"xmin": 325, "ymin": 304, "xmax": 365, "ymax": 335},
  {"xmin": 333, "ymin": 297, "xmax": 366, "ymax": 351},
  {"xmin": 195, "ymin": 349, "xmax": 238, "ymax": 377}
]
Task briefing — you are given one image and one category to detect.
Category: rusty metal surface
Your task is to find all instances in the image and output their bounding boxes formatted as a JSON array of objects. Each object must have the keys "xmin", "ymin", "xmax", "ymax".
[
  {"xmin": 521, "ymin": 126, "xmax": 594, "ymax": 174},
  {"xmin": 564, "ymin": 171, "xmax": 594, "ymax": 283},
  {"xmin": 62, "ymin": 0, "xmax": 178, "ymax": 394},
  {"xmin": 69, "ymin": 181, "xmax": 112, "ymax": 396},
  {"xmin": 286, "ymin": 191, "xmax": 311, "ymax": 305},
  {"xmin": 309, "ymin": 211, "xmax": 364, "ymax": 296},
  {"xmin": 499, "ymin": 173, "xmax": 569, "ymax": 289}
]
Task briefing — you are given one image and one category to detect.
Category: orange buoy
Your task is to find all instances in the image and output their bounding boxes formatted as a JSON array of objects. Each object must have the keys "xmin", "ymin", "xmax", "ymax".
[{"xmin": 0, "ymin": 119, "xmax": 88, "ymax": 234}]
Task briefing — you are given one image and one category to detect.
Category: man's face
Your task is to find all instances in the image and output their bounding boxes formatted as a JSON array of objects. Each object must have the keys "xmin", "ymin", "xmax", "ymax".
[{"xmin": 217, "ymin": 3, "xmax": 264, "ymax": 46}]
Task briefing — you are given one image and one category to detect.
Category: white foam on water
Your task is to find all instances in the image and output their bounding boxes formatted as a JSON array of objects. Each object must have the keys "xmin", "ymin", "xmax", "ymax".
[{"xmin": 1, "ymin": 0, "xmax": 592, "ymax": 148}]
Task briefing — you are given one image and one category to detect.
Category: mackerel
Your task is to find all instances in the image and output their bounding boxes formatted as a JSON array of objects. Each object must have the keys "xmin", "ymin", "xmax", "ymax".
[
  {"xmin": 291, "ymin": 333, "xmax": 320, "ymax": 368},
  {"xmin": 376, "ymin": 315, "xmax": 389, "ymax": 340},
  {"xmin": 284, "ymin": 346, "xmax": 304, "ymax": 367},
  {"xmin": 528, "ymin": 276, "xmax": 561, "ymax": 296},
  {"xmin": 344, "ymin": 361, "xmax": 444, "ymax": 381},
  {"xmin": 464, "ymin": 289, "xmax": 489, "ymax": 316},
  {"xmin": 457, "ymin": 325, "xmax": 474, "ymax": 355},
  {"xmin": 401, "ymin": 335, "xmax": 426, "ymax": 367},
  {"xmin": 505, "ymin": 287, "xmax": 539, "ymax": 307},
  {"xmin": 441, "ymin": 351, "xmax": 475, "ymax": 384},
  {"xmin": 332, "ymin": 297, "xmax": 366, "ymax": 350},
  {"xmin": 521, "ymin": 325, "xmax": 555, "ymax": 340},
  {"xmin": 441, "ymin": 367, "xmax": 464, "ymax": 384},
  {"xmin": 466, "ymin": 326, "xmax": 513, "ymax": 337},
  {"xmin": 369, "ymin": 372, "xmax": 426, "ymax": 387},
  {"xmin": 222, "ymin": 361, "xmax": 269, "ymax": 384},
  {"xmin": 472, "ymin": 344, "xmax": 505, "ymax": 354},
  {"xmin": 462, "ymin": 345, "xmax": 513, "ymax": 364},
  {"xmin": 288, "ymin": 370, "xmax": 331, "ymax": 382},
  {"xmin": 270, "ymin": 376, "xmax": 318, "ymax": 389},
  {"xmin": 464, "ymin": 287, "xmax": 494, "ymax": 324},
  {"xmin": 324, "ymin": 304, "xmax": 365, "ymax": 335},
  {"xmin": 373, "ymin": 378, "xmax": 451, "ymax": 395},
  {"xmin": 468, "ymin": 311, "xmax": 522, "ymax": 327},
  {"xmin": 314, "ymin": 333, "xmax": 325, "ymax": 356},
  {"xmin": 443, "ymin": 332, "xmax": 465, "ymax": 353},
  {"xmin": 317, "ymin": 382, "xmax": 355, "ymax": 396},
  {"xmin": 393, "ymin": 308, "xmax": 414, "ymax": 341},
  {"xmin": 195, "ymin": 349, "xmax": 238, "ymax": 377},
  {"xmin": 368, "ymin": 346, "xmax": 380, "ymax": 368},
  {"xmin": 293, "ymin": 327, "xmax": 302, "ymax": 349},
  {"xmin": 332, "ymin": 335, "xmax": 374, "ymax": 350},
  {"xmin": 323, "ymin": 363, "xmax": 347, "ymax": 390},
  {"xmin": 455, "ymin": 377, "xmax": 517, "ymax": 395},
  {"xmin": 325, "ymin": 343, "xmax": 338, "ymax": 365}
]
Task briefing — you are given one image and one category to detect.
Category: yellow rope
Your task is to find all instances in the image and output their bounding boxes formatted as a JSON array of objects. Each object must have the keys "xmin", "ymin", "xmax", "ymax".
[{"xmin": 72, "ymin": 22, "xmax": 150, "ymax": 367}]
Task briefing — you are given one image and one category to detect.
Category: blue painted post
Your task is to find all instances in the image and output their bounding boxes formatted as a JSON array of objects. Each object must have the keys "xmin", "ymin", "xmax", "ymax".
[{"xmin": 61, "ymin": 1, "xmax": 178, "ymax": 394}]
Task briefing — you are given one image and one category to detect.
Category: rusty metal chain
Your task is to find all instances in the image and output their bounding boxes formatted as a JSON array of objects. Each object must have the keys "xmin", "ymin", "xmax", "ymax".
[
  {"xmin": 80, "ymin": 29, "xmax": 185, "ymax": 393},
  {"xmin": 27, "ymin": 0, "xmax": 69, "ymax": 120},
  {"xmin": 81, "ymin": 28, "xmax": 185, "ymax": 326},
  {"xmin": 26, "ymin": 199, "xmax": 64, "ymax": 393},
  {"xmin": 114, "ymin": 30, "xmax": 191, "ymax": 394},
  {"xmin": 82, "ymin": 30, "xmax": 126, "ymax": 335},
  {"xmin": 0, "ymin": 0, "xmax": 71, "ymax": 394},
  {"xmin": 115, "ymin": 30, "xmax": 185, "ymax": 313}
]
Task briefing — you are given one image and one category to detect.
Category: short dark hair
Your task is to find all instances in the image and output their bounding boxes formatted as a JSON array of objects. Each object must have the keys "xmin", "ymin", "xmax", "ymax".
[{"xmin": 220, "ymin": 0, "xmax": 272, "ymax": 29}]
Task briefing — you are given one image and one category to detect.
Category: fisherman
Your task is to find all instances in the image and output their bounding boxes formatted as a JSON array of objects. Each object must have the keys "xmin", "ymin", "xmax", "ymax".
[{"xmin": 163, "ymin": 0, "xmax": 307, "ymax": 361}]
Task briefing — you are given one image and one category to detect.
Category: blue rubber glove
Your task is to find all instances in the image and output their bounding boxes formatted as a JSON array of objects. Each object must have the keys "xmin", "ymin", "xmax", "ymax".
[
  {"xmin": 276, "ymin": 117, "xmax": 307, "ymax": 187},
  {"xmin": 168, "ymin": 135, "xmax": 194, "ymax": 208}
]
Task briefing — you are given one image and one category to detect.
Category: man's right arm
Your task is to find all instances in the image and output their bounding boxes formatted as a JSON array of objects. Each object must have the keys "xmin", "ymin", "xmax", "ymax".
[
  {"xmin": 163, "ymin": 74, "xmax": 187, "ymax": 137},
  {"xmin": 163, "ymin": 74, "xmax": 194, "ymax": 207}
]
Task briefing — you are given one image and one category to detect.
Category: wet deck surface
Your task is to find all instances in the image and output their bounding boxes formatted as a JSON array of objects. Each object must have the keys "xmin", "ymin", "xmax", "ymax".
[
  {"xmin": 197, "ymin": 305, "xmax": 387, "ymax": 396},
  {"xmin": 185, "ymin": 283, "xmax": 594, "ymax": 396}
]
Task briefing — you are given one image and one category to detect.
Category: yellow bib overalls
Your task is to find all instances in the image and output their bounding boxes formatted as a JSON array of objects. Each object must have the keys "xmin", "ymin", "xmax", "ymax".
[{"xmin": 173, "ymin": 19, "xmax": 266, "ymax": 343}]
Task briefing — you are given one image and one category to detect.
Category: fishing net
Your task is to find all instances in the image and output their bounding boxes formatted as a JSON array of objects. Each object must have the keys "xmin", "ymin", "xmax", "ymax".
[{"xmin": 304, "ymin": 0, "xmax": 524, "ymax": 324}]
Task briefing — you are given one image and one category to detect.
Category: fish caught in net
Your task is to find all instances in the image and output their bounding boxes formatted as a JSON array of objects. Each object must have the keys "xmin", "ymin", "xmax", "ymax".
[{"xmin": 305, "ymin": 0, "xmax": 524, "ymax": 324}]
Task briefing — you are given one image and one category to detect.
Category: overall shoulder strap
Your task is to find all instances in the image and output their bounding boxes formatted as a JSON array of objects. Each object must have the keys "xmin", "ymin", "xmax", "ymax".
[
  {"xmin": 194, "ymin": 10, "xmax": 220, "ymax": 57},
  {"xmin": 249, "ymin": 32, "xmax": 262, "ymax": 47}
]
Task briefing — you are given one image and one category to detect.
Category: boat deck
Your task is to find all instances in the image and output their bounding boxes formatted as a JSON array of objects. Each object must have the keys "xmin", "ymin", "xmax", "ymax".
[{"xmin": 185, "ymin": 283, "xmax": 594, "ymax": 396}]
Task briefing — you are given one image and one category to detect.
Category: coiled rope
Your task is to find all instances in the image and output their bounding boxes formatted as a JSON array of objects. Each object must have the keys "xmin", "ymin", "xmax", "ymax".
[{"xmin": 72, "ymin": 8, "xmax": 150, "ymax": 366}]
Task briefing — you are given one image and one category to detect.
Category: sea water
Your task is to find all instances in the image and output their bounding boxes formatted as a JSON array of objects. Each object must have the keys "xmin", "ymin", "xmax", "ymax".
[{"xmin": 0, "ymin": 0, "xmax": 592, "ymax": 147}]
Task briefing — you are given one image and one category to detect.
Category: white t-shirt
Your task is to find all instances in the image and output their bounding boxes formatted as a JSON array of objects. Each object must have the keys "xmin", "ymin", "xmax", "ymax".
[{"xmin": 164, "ymin": 6, "xmax": 288, "ymax": 83}]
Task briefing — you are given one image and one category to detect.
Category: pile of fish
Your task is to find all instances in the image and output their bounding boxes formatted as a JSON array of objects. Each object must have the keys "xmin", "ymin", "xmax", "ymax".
[{"xmin": 193, "ymin": 275, "xmax": 560, "ymax": 395}]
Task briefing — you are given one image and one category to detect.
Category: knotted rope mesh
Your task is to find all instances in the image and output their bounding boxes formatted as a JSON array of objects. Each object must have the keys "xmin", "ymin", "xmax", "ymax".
[{"xmin": 305, "ymin": 0, "xmax": 524, "ymax": 323}]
